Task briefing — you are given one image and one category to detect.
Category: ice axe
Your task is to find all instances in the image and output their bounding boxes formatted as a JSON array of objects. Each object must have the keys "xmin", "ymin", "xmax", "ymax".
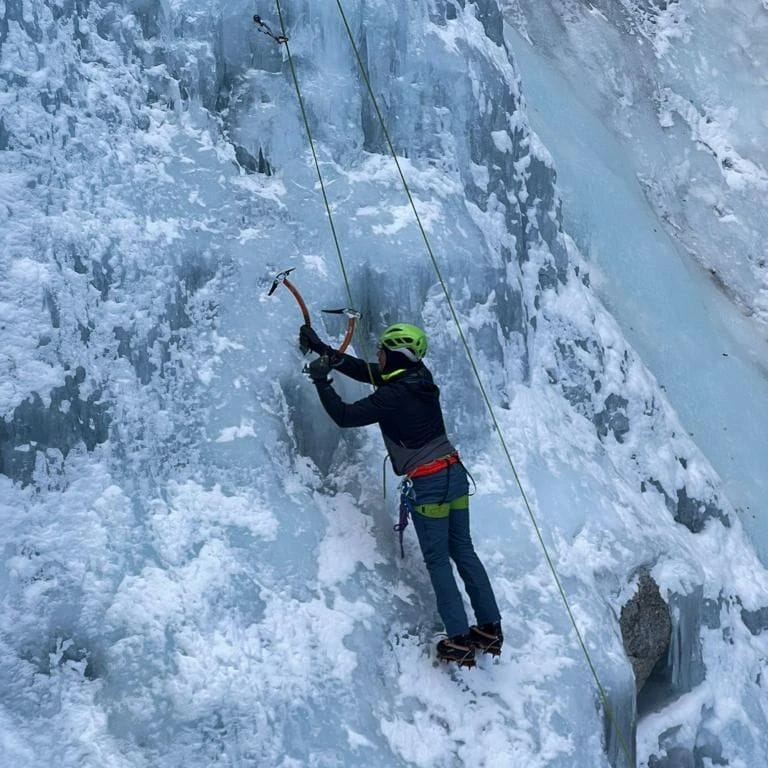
[
  {"xmin": 321, "ymin": 307, "xmax": 360, "ymax": 355},
  {"xmin": 268, "ymin": 268, "xmax": 312, "ymax": 351},
  {"xmin": 267, "ymin": 268, "xmax": 360, "ymax": 355}
]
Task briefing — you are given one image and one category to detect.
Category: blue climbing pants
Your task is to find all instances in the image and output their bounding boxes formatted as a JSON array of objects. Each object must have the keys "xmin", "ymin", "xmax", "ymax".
[{"xmin": 409, "ymin": 465, "xmax": 501, "ymax": 638}]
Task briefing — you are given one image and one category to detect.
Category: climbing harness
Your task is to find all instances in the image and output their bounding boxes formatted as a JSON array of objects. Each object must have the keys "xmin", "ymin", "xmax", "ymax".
[
  {"xmin": 253, "ymin": 14, "xmax": 288, "ymax": 44},
  {"xmin": 395, "ymin": 478, "xmax": 415, "ymax": 559},
  {"xmin": 385, "ymin": 455, "xmax": 476, "ymax": 555},
  {"xmin": 406, "ymin": 452, "xmax": 460, "ymax": 480}
]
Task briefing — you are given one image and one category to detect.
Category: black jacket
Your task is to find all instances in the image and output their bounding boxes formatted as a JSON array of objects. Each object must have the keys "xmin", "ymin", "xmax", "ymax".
[{"xmin": 313, "ymin": 353, "xmax": 455, "ymax": 475}]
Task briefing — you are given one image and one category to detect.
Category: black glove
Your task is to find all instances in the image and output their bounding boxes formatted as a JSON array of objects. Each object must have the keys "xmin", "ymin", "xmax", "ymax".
[
  {"xmin": 306, "ymin": 354, "xmax": 332, "ymax": 382},
  {"xmin": 299, "ymin": 324, "xmax": 329, "ymax": 355}
]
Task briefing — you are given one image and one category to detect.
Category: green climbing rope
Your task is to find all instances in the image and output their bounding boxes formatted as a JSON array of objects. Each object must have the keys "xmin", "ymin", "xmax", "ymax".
[
  {"xmin": 332, "ymin": 0, "xmax": 634, "ymax": 764},
  {"xmin": 273, "ymin": 0, "xmax": 375, "ymax": 382}
]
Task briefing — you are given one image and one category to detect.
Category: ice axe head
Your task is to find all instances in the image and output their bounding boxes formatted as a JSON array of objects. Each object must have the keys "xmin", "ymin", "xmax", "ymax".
[
  {"xmin": 267, "ymin": 267, "xmax": 296, "ymax": 297},
  {"xmin": 322, "ymin": 307, "xmax": 361, "ymax": 354},
  {"xmin": 266, "ymin": 267, "xmax": 311, "ymax": 331}
]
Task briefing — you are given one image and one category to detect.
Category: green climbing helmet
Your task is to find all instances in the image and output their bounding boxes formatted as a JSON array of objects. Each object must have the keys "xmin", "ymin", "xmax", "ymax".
[{"xmin": 379, "ymin": 323, "xmax": 428, "ymax": 362}]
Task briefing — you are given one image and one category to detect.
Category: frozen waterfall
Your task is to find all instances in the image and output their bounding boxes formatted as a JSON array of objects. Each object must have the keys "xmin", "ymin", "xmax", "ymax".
[{"xmin": 1, "ymin": 2, "xmax": 767, "ymax": 767}]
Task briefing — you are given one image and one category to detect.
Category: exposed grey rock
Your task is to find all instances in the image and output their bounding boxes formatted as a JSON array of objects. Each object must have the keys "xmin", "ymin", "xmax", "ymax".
[
  {"xmin": 667, "ymin": 587, "xmax": 706, "ymax": 695},
  {"xmin": 0, "ymin": 367, "xmax": 109, "ymax": 486},
  {"xmin": 234, "ymin": 144, "xmax": 271, "ymax": 175},
  {"xmin": 741, "ymin": 606, "xmax": 768, "ymax": 636},
  {"xmin": 620, "ymin": 570, "xmax": 671, "ymax": 691},
  {"xmin": 595, "ymin": 393, "xmax": 630, "ymax": 443},
  {"xmin": 642, "ymin": 479, "xmax": 730, "ymax": 534},
  {"xmin": 0, "ymin": 117, "xmax": 10, "ymax": 150},
  {"xmin": 702, "ymin": 597, "xmax": 722, "ymax": 630},
  {"xmin": 648, "ymin": 746, "xmax": 695, "ymax": 768},
  {"xmin": 649, "ymin": 717, "xmax": 728, "ymax": 768},
  {"xmin": 674, "ymin": 488, "xmax": 730, "ymax": 533}
]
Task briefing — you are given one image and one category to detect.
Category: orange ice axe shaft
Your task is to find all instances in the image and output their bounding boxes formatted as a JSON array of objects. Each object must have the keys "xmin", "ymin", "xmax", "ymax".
[{"xmin": 321, "ymin": 307, "xmax": 360, "ymax": 354}]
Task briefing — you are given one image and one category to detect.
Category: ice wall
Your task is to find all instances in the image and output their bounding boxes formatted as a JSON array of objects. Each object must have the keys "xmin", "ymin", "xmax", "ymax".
[
  {"xmin": 504, "ymin": 2, "xmax": 768, "ymax": 764},
  {"xmin": 2, "ymin": 2, "xmax": 768, "ymax": 767},
  {"xmin": 504, "ymin": 0, "xmax": 768, "ymax": 325}
]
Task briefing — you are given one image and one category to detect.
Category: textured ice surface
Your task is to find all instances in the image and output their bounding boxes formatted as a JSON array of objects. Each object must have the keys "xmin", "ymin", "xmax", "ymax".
[
  {"xmin": 1, "ymin": 2, "xmax": 767, "ymax": 767},
  {"xmin": 506, "ymin": 16, "xmax": 768, "ymax": 566},
  {"xmin": 504, "ymin": 0, "xmax": 768, "ymax": 325}
]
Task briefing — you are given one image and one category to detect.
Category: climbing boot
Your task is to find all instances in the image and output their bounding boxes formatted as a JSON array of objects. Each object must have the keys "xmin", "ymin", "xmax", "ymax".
[
  {"xmin": 469, "ymin": 622, "xmax": 503, "ymax": 657},
  {"xmin": 436, "ymin": 634, "xmax": 476, "ymax": 668}
]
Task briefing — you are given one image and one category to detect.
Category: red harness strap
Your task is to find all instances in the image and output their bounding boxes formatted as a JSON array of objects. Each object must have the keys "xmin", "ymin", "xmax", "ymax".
[{"xmin": 407, "ymin": 452, "xmax": 460, "ymax": 479}]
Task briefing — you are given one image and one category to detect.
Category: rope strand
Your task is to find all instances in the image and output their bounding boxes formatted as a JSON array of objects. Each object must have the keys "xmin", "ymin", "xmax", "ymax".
[{"xmin": 274, "ymin": 0, "xmax": 375, "ymax": 384}]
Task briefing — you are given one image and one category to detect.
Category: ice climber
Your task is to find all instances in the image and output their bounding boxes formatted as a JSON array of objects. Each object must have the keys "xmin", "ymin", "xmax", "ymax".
[{"xmin": 301, "ymin": 322, "xmax": 502, "ymax": 667}]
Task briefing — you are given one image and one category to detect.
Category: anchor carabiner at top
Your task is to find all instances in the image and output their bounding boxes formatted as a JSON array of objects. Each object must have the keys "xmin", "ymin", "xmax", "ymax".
[{"xmin": 253, "ymin": 14, "xmax": 288, "ymax": 44}]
